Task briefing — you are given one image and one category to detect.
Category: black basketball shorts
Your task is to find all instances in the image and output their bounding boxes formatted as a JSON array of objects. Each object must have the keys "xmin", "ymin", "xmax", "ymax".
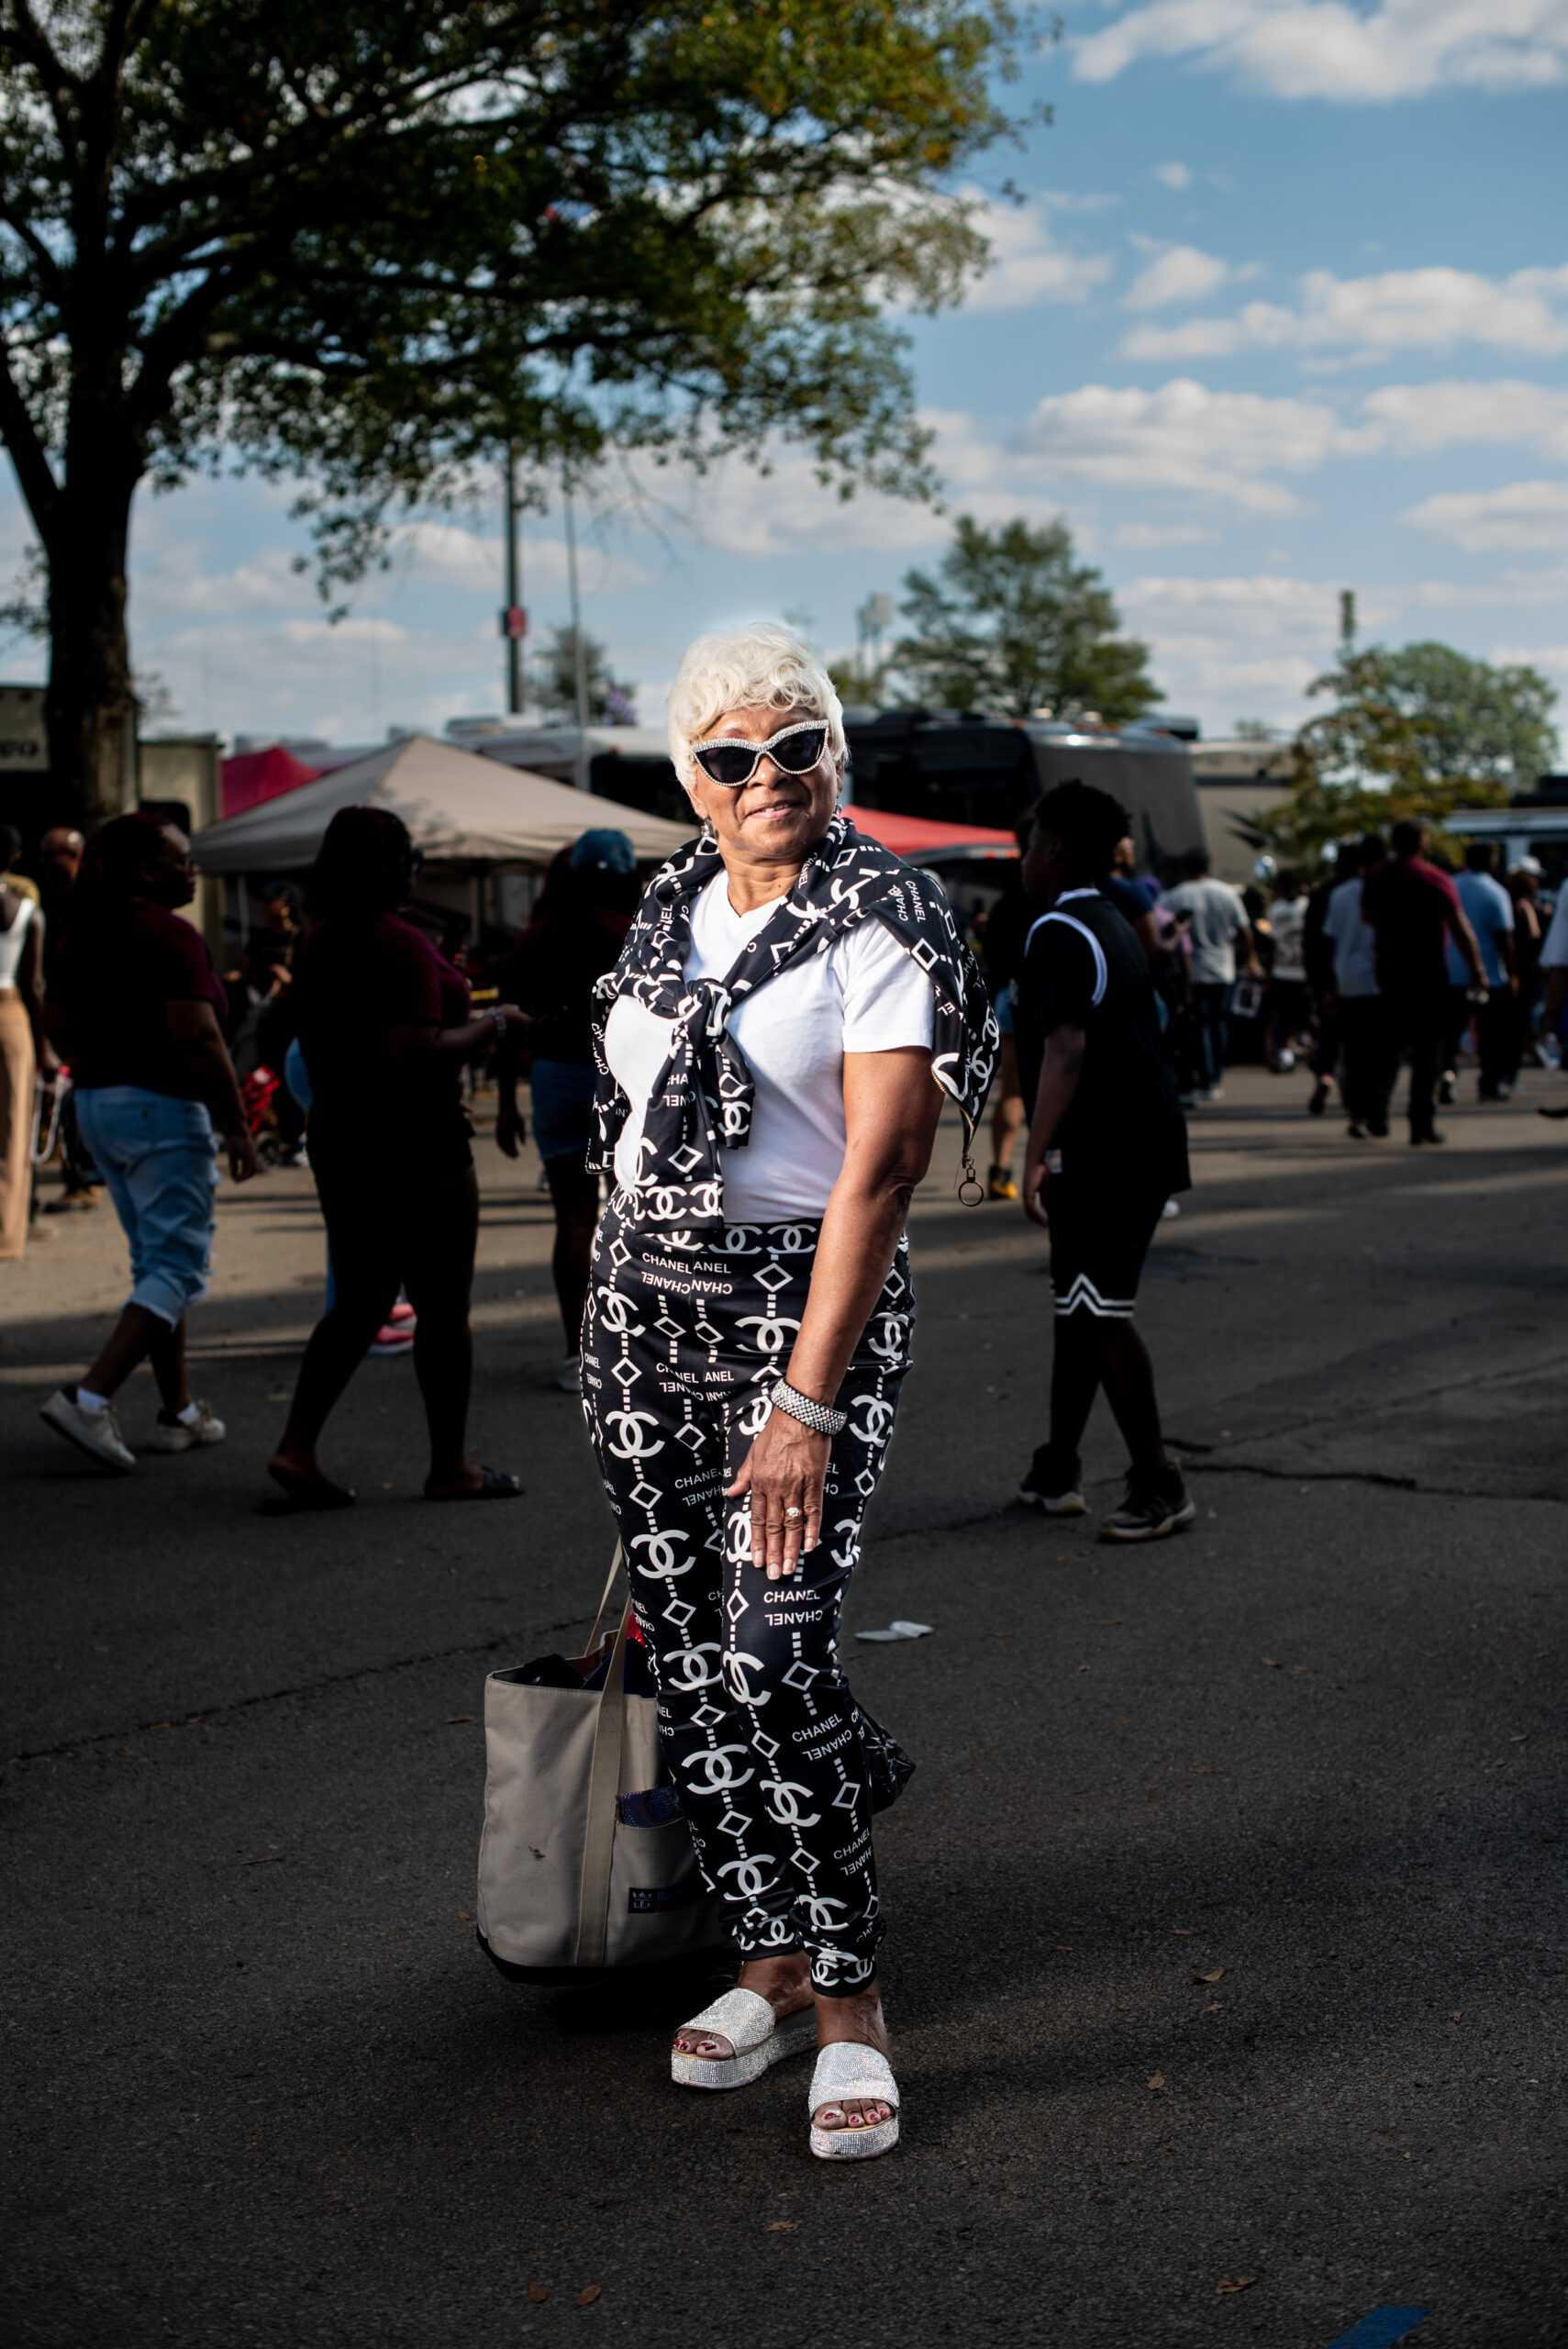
[{"xmin": 1046, "ymin": 1174, "xmax": 1168, "ymax": 1321}]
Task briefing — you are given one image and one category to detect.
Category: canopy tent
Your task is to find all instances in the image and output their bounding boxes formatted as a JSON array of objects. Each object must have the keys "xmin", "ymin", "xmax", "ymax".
[
  {"xmin": 843, "ymin": 804, "xmax": 1018, "ymax": 862},
  {"xmin": 219, "ymin": 743, "xmax": 322, "ymax": 819},
  {"xmin": 192, "ymin": 733, "xmax": 695, "ymax": 874}
]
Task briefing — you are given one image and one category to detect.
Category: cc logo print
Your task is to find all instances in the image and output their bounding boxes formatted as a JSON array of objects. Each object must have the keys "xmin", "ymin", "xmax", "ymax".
[
  {"xmin": 717, "ymin": 1854, "xmax": 779, "ymax": 1899},
  {"xmin": 847, "ymin": 1395, "xmax": 895, "ymax": 1446},
  {"xmin": 629, "ymin": 1529, "xmax": 693, "ymax": 1578},
  {"xmin": 721, "ymin": 1649, "xmax": 769, "ymax": 1706},
  {"xmin": 760, "ymin": 1776, "xmax": 821, "ymax": 1828},
  {"xmin": 662, "ymin": 1642, "xmax": 723, "ymax": 1690},
  {"xmin": 735, "ymin": 1314, "xmax": 801, "ymax": 1357},
  {"xmin": 799, "ymin": 1893, "xmax": 852, "ymax": 1932},
  {"xmin": 684, "ymin": 1742, "xmax": 754, "ymax": 1791},
  {"xmin": 595, "ymin": 1289, "xmax": 645, "ymax": 1336},
  {"xmin": 603, "ymin": 1408, "xmax": 665, "ymax": 1460}
]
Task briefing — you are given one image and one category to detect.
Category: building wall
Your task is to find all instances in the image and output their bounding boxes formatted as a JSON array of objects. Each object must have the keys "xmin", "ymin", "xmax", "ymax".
[
  {"xmin": 1194, "ymin": 774, "xmax": 1295, "ymax": 885},
  {"xmin": 139, "ymin": 737, "xmax": 224, "ymax": 955}
]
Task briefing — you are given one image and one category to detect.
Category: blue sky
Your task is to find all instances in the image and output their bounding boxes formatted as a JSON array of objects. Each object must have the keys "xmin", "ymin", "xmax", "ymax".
[{"xmin": 4, "ymin": 0, "xmax": 1566, "ymax": 754}]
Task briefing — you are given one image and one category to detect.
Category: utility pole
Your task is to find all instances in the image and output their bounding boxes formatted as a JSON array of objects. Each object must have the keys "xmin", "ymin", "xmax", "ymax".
[
  {"xmin": 501, "ymin": 448, "xmax": 527, "ymax": 716},
  {"xmin": 1339, "ymin": 588, "xmax": 1357, "ymax": 652},
  {"xmin": 563, "ymin": 477, "xmax": 590, "ymax": 791},
  {"xmin": 856, "ymin": 593, "xmax": 893, "ymax": 695}
]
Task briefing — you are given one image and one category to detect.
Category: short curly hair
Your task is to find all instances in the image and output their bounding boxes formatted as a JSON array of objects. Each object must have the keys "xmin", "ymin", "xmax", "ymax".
[{"xmin": 667, "ymin": 622, "xmax": 845, "ymax": 792}]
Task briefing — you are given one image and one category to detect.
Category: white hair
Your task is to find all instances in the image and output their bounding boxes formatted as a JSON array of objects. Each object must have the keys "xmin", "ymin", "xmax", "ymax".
[{"xmin": 666, "ymin": 622, "xmax": 845, "ymax": 789}]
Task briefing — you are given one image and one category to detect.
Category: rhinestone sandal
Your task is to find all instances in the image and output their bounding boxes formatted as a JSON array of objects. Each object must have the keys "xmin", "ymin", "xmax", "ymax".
[
  {"xmin": 670, "ymin": 1988, "xmax": 817, "ymax": 2090},
  {"xmin": 807, "ymin": 2041, "xmax": 900, "ymax": 2161}
]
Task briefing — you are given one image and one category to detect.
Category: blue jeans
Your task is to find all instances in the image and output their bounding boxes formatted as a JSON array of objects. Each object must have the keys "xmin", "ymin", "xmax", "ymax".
[{"xmin": 73, "ymin": 1087, "xmax": 218, "ymax": 1326}]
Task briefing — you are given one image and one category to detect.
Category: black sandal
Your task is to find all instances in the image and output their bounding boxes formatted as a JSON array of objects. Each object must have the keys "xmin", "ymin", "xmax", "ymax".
[{"xmin": 264, "ymin": 1463, "xmax": 356, "ymax": 1512}]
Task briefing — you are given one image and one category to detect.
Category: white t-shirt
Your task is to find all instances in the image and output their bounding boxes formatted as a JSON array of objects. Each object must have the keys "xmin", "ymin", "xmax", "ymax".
[
  {"xmin": 1321, "ymin": 875, "xmax": 1379, "ymax": 997},
  {"xmin": 1539, "ymin": 889, "xmax": 1568, "ymax": 972},
  {"xmin": 1163, "ymin": 877, "xmax": 1249, "ymax": 985},
  {"xmin": 604, "ymin": 872, "xmax": 936, "ymax": 1222},
  {"xmin": 1266, "ymin": 895, "xmax": 1307, "ymax": 983}
]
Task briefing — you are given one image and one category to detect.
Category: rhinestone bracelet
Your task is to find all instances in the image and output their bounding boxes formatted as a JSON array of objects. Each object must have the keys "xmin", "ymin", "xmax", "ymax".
[{"xmin": 769, "ymin": 1378, "xmax": 847, "ymax": 1437}]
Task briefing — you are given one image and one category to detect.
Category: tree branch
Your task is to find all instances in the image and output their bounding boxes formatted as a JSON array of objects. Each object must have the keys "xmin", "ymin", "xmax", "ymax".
[{"xmin": 0, "ymin": 336, "xmax": 61, "ymax": 547}]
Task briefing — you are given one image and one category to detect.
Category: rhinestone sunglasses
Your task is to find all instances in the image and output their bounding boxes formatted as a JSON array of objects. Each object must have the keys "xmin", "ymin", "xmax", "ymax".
[{"xmin": 690, "ymin": 718, "xmax": 830, "ymax": 788}]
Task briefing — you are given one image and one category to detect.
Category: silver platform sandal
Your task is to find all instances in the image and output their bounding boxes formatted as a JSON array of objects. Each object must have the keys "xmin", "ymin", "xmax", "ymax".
[
  {"xmin": 670, "ymin": 1988, "xmax": 817, "ymax": 2090},
  {"xmin": 807, "ymin": 2041, "xmax": 900, "ymax": 2161}
]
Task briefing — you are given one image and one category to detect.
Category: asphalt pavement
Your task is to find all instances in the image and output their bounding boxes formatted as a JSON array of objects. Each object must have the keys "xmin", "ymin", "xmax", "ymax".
[{"xmin": 3, "ymin": 1063, "xmax": 1564, "ymax": 2348}]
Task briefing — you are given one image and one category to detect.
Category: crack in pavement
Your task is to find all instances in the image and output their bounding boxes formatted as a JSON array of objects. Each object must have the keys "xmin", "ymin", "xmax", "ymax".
[
  {"xmin": 1169, "ymin": 1348, "xmax": 1568, "ymax": 1463},
  {"xmin": 10, "ymin": 1456, "xmax": 1562, "ymax": 1767}
]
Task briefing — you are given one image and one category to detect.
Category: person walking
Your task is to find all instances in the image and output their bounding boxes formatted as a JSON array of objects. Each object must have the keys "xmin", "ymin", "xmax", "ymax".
[
  {"xmin": 1, "ymin": 824, "xmax": 55, "ymax": 1260},
  {"xmin": 584, "ymin": 622, "xmax": 995, "ymax": 2161},
  {"xmin": 33, "ymin": 826, "xmax": 100, "ymax": 1213},
  {"xmin": 1442, "ymin": 842, "xmax": 1517, "ymax": 1101},
  {"xmin": 39, "ymin": 814, "xmax": 255, "ymax": 1468},
  {"xmin": 495, "ymin": 828, "xmax": 638, "ymax": 1391},
  {"xmin": 1319, "ymin": 835, "xmax": 1386, "ymax": 1138},
  {"xmin": 1507, "ymin": 864, "xmax": 1543, "ymax": 1084},
  {"xmin": 1360, "ymin": 820, "xmax": 1485, "ymax": 1146},
  {"xmin": 267, "ymin": 807, "xmax": 528, "ymax": 1508},
  {"xmin": 1011, "ymin": 782, "xmax": 1194, "ymax": 1542},
  {"xmin": 1262, "ymin": 869, "xmax": 1310, "ymax": 1070},
  {"xmin": 1161, "ymin": 847, "xmax": 1257, "ymax": 1102}
]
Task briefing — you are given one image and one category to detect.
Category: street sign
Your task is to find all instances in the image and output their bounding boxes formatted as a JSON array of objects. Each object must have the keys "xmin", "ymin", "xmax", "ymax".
[
  {"xmin": 501, "ymin": 605, "xmax": 528, "ymax": 640},
  {"xmin": 0, "ymin": 684, "xmax": 47, "ymax": 772}
]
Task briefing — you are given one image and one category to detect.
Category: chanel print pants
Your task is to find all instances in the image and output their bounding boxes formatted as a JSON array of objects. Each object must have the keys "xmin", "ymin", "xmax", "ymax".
[{"xmin": 581, "ymin": 1193, "xmax": 913, "ymax": 1995}]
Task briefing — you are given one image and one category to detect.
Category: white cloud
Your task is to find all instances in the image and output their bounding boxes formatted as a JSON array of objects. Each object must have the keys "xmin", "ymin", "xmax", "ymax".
[
  {"xmin": 1355, "ymin": 378, "xmax": 1568, "ymax": 459},
  {"xmin": 962, "ymin": 188, "xmax": 1114, "ymax": 311},
  {"xmin": 1118, "ymin": 570, "xmax": 1404, "ymax": 725},
  {"xmin": 1073, "ymin": 1, "xmax": 1568, "ymax": 102},
  {"xmin": 1114, "ymin": 520, "xmax": 1221, "ymax": 546},
  {"xmin": 1153, "ymin": 160, "xmax": 1194, "ymax": 187},
  {"xmin": 1490, "ymin": 638, "xmax": 1568, "ymax": 689},
  {"xmin": 1402, "ymin": 479, "xmax": 1568, "ymax": 551},
  {"xmin": 1121, "ymin": 262, "xmax": 1568, "ymax": 362},
  {"xmin": 1123, "ymin": 244, "xmax": 1233, "ymax": 309},
  {"xmin": 1019, "ymin": 378, "xmax": 1341, "ymax": 510}
]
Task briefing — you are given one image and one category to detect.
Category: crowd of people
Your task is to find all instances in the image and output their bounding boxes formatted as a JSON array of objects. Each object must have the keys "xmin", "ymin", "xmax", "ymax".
[
  {"xmin": 980, "ymin": 820, "xmax": 1565, "ymax": 1178},
  {"xmin": 5, "ymin": 618, "xmax": 1567, "ymax": 2179}
]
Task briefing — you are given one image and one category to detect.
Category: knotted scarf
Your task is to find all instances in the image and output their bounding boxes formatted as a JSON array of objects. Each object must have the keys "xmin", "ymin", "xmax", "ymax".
[{"xmin": 589, "ymin": 813, "xmax": 999, "ymax": 1230}]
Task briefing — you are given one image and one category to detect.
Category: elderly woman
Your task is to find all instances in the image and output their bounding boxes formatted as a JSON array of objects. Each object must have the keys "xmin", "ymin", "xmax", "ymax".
[{"xmin": 584, "ymin": 624, "xmax": 995, "ymax": 2161}]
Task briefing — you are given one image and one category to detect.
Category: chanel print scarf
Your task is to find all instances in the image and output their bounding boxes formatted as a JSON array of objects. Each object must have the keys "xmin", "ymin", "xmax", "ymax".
[{"xmin": 589, "ymin": 812, "xmax": 999, "ymax": 1230}]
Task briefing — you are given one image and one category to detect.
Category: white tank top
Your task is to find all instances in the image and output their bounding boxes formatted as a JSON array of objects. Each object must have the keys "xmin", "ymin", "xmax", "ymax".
[{"xmin": 0, "ymin": 895, "xmax": 33, "ymax": 988}]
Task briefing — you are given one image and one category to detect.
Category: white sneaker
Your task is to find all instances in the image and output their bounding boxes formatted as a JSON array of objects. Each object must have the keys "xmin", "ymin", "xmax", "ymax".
[
  {"xmin": 39, "ymin": 1387, "xmax": 136, "ymax": 1474},
  {"xmin": 554, "ymin": 1356, "xmax": 583, "ymax": 1394},
  {"xmin": 147, "ymin": 1399, "xmax": 227, "ymax": 1453}
]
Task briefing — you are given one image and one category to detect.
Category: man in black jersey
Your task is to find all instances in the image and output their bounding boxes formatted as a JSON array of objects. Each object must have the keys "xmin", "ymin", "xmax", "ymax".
[{"xmin": 1013, "ymin": 782, "xmax": 1195, "ymax": 1542}]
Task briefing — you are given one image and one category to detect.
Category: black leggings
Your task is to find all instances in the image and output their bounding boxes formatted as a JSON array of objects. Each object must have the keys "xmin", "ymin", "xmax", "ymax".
[
  {"xmin": 296, "ymin": 1137, "xmax": 479, "ymax": 1478},
  {"xmin": 582, "ymin": 1196, "xmax": 912, "ymax": 1995}
]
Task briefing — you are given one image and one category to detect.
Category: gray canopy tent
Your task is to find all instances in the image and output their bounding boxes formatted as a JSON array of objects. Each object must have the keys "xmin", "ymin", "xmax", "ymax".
[{"xmin": 190, "ymin": 732, "xmax": 694, "ymax": 951}]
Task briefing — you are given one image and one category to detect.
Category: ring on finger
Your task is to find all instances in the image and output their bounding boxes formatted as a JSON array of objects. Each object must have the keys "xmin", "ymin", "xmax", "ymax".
[{"xmin": 784, "ymin": 1505, "xmax": 803, "ymax": 1521}]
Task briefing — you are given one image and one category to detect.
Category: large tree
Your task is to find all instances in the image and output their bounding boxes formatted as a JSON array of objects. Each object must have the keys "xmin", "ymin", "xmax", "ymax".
[
  {"xmin": 1260, "ymin": 637, "xmax": 1558, "ymax": 862},
  {"xmin": 0, "ymin": 0, "xmax": 1021, "ymax": 824},
  {"xmin": 890, "ymin": 514, "xmax": 1162, "ymax": 724}
]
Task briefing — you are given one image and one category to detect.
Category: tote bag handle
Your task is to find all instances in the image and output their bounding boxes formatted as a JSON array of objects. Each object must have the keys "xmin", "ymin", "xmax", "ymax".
[{"xmin": 573, "ymin": 1542, "xmax": 629, "ymax": 1969}]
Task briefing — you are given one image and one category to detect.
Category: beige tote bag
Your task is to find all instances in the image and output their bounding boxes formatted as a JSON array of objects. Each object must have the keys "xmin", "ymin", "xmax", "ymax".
[{"xmin": 475, "ymin": 1549, "xmax": 727, "ymax": 1981}]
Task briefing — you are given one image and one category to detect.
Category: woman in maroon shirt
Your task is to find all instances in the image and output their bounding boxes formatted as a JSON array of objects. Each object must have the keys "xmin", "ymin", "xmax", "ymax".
[{"xmin": 268, "ymin": 807, "xmax": 529, "ymax": 1508}]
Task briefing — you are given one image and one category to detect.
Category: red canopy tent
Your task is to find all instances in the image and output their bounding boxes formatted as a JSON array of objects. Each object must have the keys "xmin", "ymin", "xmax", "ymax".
[
  {"xmin": 842, "ymin": 805, "xmax": 1018, "ymax": 860},
  {"xmin": 220, "ymin": 744, "xmax": 322, "ymax": 819}
]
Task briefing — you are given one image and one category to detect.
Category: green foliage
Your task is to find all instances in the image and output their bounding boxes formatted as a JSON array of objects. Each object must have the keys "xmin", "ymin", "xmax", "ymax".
[
  {"xmin": 535, "ymin": 626, "xmax": 635, "ymax": 726},
  {"xmin": 0, "ymin": 0, "xmax": 1028, "ymax": 813},
  {"xmin": 1, "ymin": 0, "xmax": 1025, "ymax": 586},
  {"xmin": 1257, "ymin": 639, "xmax": 1557, "ymax": 863},
  {"xmin": 890, "ymin": 516, "xmax": 1161, "ymax": 724}
]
